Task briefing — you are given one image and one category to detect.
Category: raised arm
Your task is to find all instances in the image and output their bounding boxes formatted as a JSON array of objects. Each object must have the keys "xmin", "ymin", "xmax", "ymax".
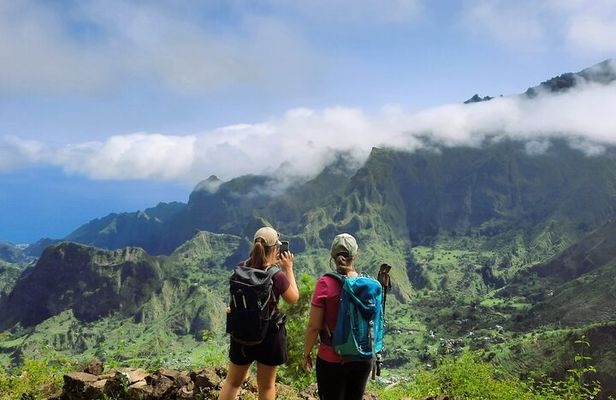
[{"xmin": 279, "ymin": 251, "xmax": 299, "ymax": 304}]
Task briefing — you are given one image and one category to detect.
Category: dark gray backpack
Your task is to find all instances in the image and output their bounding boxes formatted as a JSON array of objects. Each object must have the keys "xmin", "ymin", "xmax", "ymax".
[{"xmin": 226, "ymin": 265, "xmax": 280, "ymax": 345}]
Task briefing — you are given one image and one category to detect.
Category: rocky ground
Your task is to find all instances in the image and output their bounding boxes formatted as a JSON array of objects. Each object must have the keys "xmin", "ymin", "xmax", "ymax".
[
  {"xmin": 48, "ymin": 359, "xmax": 448, "ymax": 400},
  {"xmin": 50, "ymin": 362, "xmax": 305, "ymax": 399}
]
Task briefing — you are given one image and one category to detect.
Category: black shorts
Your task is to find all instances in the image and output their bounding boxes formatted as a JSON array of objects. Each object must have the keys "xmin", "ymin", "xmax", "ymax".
[{"xmin": 229, "ymin": 321, "xmax": 288, "ymax": 366}]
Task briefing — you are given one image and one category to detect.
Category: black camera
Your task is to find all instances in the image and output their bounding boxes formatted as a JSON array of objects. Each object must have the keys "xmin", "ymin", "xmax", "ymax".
[{"xmin": 279, "ymin": 241, "xmax": 290, "ymax": 255}]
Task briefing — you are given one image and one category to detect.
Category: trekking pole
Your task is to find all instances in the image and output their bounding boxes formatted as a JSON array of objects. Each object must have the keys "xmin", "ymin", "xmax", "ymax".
[
  {"xmin": 378, "ymin": 264, "xmax": 392, "ymax": 317},
  {"xmin": 376, "ymin": 264, "xmax": 392, "ymax": 377}
]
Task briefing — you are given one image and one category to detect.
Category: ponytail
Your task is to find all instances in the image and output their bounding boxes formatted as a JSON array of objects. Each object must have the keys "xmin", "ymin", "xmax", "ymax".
[
  {"xmin": 247, "ymin": 239, "xmax": 276, "ymax": 269},
  {"xmin": 333, "ymin": 253, "xmax": 354, "ymax": 275}
]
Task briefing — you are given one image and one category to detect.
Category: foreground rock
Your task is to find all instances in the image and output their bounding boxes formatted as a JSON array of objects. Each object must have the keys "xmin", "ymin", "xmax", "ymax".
[
  {"xmin": 49, "ymin": 366, "xmax": 388, "ymax": 399},
  {"xmin": 51, "ymin": 366, "xmax": 309, "ymax": 400}
]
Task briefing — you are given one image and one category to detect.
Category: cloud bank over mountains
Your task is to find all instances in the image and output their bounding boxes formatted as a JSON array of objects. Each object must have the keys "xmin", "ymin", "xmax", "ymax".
[
  {"xmin": 2, "ymin": 71, "xmax": 615, "ymax": 184},
  {"xmin": 1, "ymin": 1, "xmax": 616, "ymax": 186}
]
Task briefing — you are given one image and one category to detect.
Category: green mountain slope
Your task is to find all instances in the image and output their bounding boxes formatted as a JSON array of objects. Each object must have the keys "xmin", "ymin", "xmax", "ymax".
[
  {"xmin": 0, "ymin": 242, "xmax": 28, "ymax": 264},
  {"xmin": 0, "ymin": 261, "xmax": 22, "ymax": 298},
  {"xmin": 67, "ymin": 140, "xmax": 616, "ymax": 255},
  {"xmin": 64, "ymin": 202, "xmax": 185, "ymax": 254},
  {"xmin": 498, "ymin": 219, "xmax": 616, "ymax": 329},
  {"xmin": 492, "ymin": 323, "xmax": 616, "ymax": 397},
  {"xmin": 1, "ymin": 243, "xmax": 165, "ymax": 328},
  {"xmin": 60, "ymin": 139, "xmax": 616, "ymax": 313},
  {"xmin": 0, "ymin": 242, "xmax": 32, "ymax": 300},
  {"xmin": 0, "ymin": 239, "xmax": 229, "ymax": 366}
]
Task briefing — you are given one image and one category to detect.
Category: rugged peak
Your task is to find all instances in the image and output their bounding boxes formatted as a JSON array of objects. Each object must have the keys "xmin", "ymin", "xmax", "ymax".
[
  {"xmin": 464, "ymin": 94, "xmax": 494, "ymax": 104},
  {"xmin": 0, "ymin": 242, "xmax": 161, "ymax": 329},
  {"xmin": 525, "ymin": 59, "xmax": 616, "ymax": 97},
  {"xmin": 42, "ymin": 241, "xmax": 148, "ymax": 263},
  {"xmin": 578, "ymin": 58, "xmax": 616, "ymax": 84},
  {"xmin": 193, "ymin": 175, "xmax": 223, "ymax": 193},
  {"xmin": 368, "ymin": 146, "xmax": 387, "ymax": 157}
]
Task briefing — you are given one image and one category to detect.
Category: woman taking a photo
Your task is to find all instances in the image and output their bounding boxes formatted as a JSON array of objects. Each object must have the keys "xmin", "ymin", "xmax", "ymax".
[
  {"xmin": 302, "ymin": 233, "xmax": 372, "ymax": 400},
  {"xmin": 219, "ymin": 226, "xmax": 299, "ymax": 400}
]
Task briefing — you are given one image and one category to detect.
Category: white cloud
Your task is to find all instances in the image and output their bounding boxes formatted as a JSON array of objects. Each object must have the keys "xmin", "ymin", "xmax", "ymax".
[
  {"xmin": 2, "ymin": 77, "xmax": 616, "ymax": 183},
  {"xmin": 460, "ymin": 0, "xmax": 616, "ymax": 55},
  {"xmin": 0, "ymin": 0, "xmax": 429, "ymax": 95},
  {"xmin": 524, "ymin": 139, "xmax": 552, "ymax": 155},
  {"xmin": 0, "ymin": 0, "xmax": 319, "ymax": 94},
  {"xmin": 0, "ymin": 1, "xmax": 112, "ymax": 92},
  {"xmin": 460, "ymin": 0, "xmax": 548, "ymax": 49},
  {"xmin": 567, "ymin": 14, "xmax": 616, "ymax": 53},
  {"xmin": 54, "ymin": 133, "xmax": 197, "ymax": 180},
  {"xmin": 556, "ymin": 0, "xmax": 616, "ymax": 53},
  {"xmin": 0, "ymin": 136, "xmax": 44, "ymax": 170}
]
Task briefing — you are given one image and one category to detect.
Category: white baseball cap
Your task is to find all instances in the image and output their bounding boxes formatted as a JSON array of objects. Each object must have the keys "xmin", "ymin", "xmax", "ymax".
[{"xmin": 254, "ymin": 227, "xmax": 282, "ymax": 247}]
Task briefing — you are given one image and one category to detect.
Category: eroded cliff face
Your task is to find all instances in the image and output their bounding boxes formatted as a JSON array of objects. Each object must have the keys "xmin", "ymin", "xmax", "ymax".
[
  {"xmin": 0, "ymin": 241, "xmax": 223, "ymax": 336},
  {"xmin": 1, "ymin": 243, "xmax": 161, "ymax": 328}
]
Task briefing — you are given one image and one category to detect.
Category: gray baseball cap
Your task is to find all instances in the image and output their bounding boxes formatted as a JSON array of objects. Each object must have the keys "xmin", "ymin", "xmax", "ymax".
[{"xmin": 330, "ymin": 233, "xmax": 358, "ymax": 258}]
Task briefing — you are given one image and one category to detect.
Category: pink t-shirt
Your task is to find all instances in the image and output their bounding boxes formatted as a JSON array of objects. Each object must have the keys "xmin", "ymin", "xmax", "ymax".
[{"xmin": 310, "ymin": 275, "xmax": 342, "ymax": 363}]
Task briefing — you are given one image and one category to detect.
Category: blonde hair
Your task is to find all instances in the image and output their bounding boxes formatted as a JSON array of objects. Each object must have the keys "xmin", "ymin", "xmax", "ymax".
[{"xmin": 332, "ymin": 252, "xmax": 354, "ymax": 275}]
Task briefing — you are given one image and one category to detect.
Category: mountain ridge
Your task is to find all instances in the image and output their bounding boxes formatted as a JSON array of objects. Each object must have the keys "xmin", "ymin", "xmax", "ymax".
[{"xmin": 2, "ymin": 60, "xmax": 616, "ymax": 395}]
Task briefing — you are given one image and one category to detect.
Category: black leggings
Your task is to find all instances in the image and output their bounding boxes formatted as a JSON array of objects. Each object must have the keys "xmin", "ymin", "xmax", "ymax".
[{"xmin": 316, "ymin": 357, "xmax": 372, "ymax": 400}]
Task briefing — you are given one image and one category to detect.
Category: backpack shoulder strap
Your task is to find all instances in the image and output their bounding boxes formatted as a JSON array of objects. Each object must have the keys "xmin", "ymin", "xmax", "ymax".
[
  {"xmin": 265, "ymin": 265, "xmax": 281, "ymax": 278},
  {"xmin": 234, "ymin": 264, "xmax": 280, "ymax": 277},
  {"xmin": 323, "ymin": 272, "xmax": 345, "ymax": 284},
  {"xmin": 257, "ymin": 266, "xmax": 282, "ymax": 319}
]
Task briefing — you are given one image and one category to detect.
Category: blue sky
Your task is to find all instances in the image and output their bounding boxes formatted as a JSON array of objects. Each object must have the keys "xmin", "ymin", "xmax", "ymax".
[{"xmin": 1, "ymin": 0, "xmax": 616, "ymax": 243}]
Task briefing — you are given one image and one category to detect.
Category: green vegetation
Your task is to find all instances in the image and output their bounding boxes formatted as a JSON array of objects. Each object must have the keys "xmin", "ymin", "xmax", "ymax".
[
  {"xmin": 372, "ymin": 347, "xmax": 611, "ymax": 400},
  {"xmin": 0, "ymin": 346, "xmax": 74, "ymax": 400},
  {"xmin": 278, "ymin": 273, "xmax": 316, "ymax": 389},
  {"xmin": 0, "ymin": 260, "xmax": 22, "ymax": 296},
  {"xmin": 1, "ymin": 342, "xmax": 612, "ymax": 399},
  {"xmin": 2, "ymin": 140, "xmax": 616, "ymax": 395}
]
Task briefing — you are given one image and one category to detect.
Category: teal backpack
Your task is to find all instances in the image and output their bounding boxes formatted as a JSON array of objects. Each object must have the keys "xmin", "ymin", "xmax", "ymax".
[{"xmin": 324, "ymin": 273, "xmax": 384, "ymax": 364}]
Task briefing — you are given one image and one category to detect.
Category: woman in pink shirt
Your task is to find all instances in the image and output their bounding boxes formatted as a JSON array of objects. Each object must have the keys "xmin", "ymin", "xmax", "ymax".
[{"xmin": 302, "ymin": 233, "xmax": 372, "ymax": 400}]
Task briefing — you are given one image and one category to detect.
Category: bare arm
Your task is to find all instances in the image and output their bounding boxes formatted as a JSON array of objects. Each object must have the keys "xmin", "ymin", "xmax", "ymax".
[
  {"xmin": 303, "ymin": 305, "xmax": 324, "ymax": 371},
  {"xmin": 279, "ymin": 251, "xmax": 299, "ymax": 304}
]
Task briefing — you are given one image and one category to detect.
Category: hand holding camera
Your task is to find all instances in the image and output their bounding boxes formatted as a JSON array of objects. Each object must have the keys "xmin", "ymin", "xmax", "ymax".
[{"xmin": 279, "ymin": 241, "xmax": 294, "ymax": 271}]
